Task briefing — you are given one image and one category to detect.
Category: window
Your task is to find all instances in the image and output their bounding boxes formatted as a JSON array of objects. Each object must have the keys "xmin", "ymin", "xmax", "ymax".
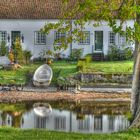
[
  {"xmin": 108, "ymin": 116, "xmax": 115, "ymax": 131},
  {"xmin": 34, "ymin": 116, "xmax": 47, "ymax": 129},
  {"xmin": 119, "ymin": 34, "xmax": 126, "ymax": 45},
  {"xmin": 94, "ymin": 116, "xmax": 102, "ymax": 131},
  {"xmin": 34, "ymin": 31, "xmax": 46, "ymax": 45},
  {"xmin": 54, "ymin": 31, "xmax": 66, "ymax": 44},
  {"xmin": 79, "ymin": 31, "xmax": 90, "ymax": 45},
  {"xmin": 54, "ymin": 116, "xmax": 66, "ymax": 130},
  {"xmin": 0, "ymin": 31, "xmax": 7, "ymax": 42},
  {"xmin": 109, "ymin": 32, "xmax": 115, "ymax": 45},
  {"xmin": 78, "ymin": 118, "xmax": 90, "ymax": 131}
]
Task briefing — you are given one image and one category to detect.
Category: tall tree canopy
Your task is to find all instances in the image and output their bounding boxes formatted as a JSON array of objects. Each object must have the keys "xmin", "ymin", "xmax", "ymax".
[
  {"xmin": 42, "ymin": 0, "xmax": 140, "ymax": 127},
  {"xmin": 41, "ymin": 0, "xmax": 136, "ymax": 52}
]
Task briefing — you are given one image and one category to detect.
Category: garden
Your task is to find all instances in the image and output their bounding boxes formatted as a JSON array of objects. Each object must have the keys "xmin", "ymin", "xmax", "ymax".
[
  {"xmin": 0, "ymin": 39, "xmax": 134, "ymax": 87},
  {"xmin": 0, "ymin": 60, "xmax": 133, "ymax": 86}
]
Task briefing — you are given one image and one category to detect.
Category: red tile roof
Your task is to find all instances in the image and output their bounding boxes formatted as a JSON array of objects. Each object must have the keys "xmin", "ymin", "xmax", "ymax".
[{"xmin": 0, "ymin": 0, "xmax": 67, "ymax": 19}]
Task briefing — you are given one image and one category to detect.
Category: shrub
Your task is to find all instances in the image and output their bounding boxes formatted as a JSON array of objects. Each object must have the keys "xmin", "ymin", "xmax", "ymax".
[
  {"xmin": 23, "ymin": 50, "xmax": 32, "ymax": 64},
  {"xmin": 71, "ymin": 49, "xmax": 83, "ymax": 61},
  {"xmin": 8, "ymin": 49, "xmax": 14, "ymax": 62},
  {"xmin": 0, "ymin": 41, "xmax": 7, "ymax": 56},
  {"xmin": 57, "ymin": 76, "xmax": 66, "ymax": 86},
  {"xmin": 108, "ymin": 45, "xmax": 134, "ymax": 61},
  {"xmin": 108, "ymin": 45, "xmax": 120, "ymax": 61},
  {"xmin": 123, "ymin": 47, "xmax": 134, "ymax": 60},
  {"xmin": 13, "ymin": 38, "xmax": 24, "ymax": 64},
  {"xmin": 85, "ymin": 54, "xmax": 92, "ymax": 63},
  {"xmin": 77, "ymin": 59, "xmax": 86, "ymax": 71}
]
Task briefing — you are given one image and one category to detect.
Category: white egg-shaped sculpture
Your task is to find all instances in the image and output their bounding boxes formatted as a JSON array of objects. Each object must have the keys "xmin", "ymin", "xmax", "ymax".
[
  {"xmin": 33, "ymin": 103, "xmax": 52, "ymax": 117},
  {"xmin": 33, "ymin": 64, "xmax": 53, "ymax": 87}
]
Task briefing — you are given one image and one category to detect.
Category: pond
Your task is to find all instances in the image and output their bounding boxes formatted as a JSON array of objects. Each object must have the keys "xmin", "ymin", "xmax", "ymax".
[{"xmin": 0, "ymin": 102, "xmax": 130, "ymax": 134}]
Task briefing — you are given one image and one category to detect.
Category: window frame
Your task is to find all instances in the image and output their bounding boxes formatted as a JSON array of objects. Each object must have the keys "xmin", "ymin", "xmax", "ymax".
[
  {"xmin": 34, "ymin": 31, "xmax": 46, "ymax": 45},
  {"xmin": 54, "ymin": 31, "xmax": 66, "ymax": 45},
  {"xmin": 0, "ymin": 31, "xmax": 7, "ymax": 43},
  {"xmin": 78, "ymin": 31, "xmax": 90, "ymax": 45},
  {"xmin": 109, "ymin": 31, "xmax": 116, "ymax": 45}
]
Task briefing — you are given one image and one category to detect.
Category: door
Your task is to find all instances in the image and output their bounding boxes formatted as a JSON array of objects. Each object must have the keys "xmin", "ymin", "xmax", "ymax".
[
  {"xmin": 95, "ymin": 31, "xmax": 103, "ymax": 51},
  {"xmin": 11, "ymin": 31, "xmax": 21, "ymax": 46}
]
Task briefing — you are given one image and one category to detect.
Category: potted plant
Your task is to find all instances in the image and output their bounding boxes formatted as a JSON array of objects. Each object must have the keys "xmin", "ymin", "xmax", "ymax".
[{"xmin": 47, "ymin": 58, "xmax": 52, "ymax": 65}]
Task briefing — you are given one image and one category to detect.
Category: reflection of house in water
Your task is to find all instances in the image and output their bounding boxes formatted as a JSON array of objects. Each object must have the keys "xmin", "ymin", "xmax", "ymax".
[
  {"xmin": 0, "ymin": 108, "xmax": 130, "ymax": 133},
  {"xmin": 0, "ymin": 112, "xmax": 22, "ymax": 127},
  {"xmin": 32, "ymin": 110, "xmax": 68, "ymax": 131},
  {"xmin": 34, "ymin": 115, "xmax": 49, "ymax": 128},
  {"xmin": 54, "ymin": 116, "xmax": 66, "ymax": 130},
  {"xmin": 108, "ymin": 116, "xmax": 115, "ymax": 131},
  {"xmin": 78, "ymin": 117, "xmax": 90, "ymax": 131},
  {"xmin": 1, "ymin": 112, "xmax": 12, "ymax": 126},
  {"xmin": 115, "ymin": 115, "xmax": 130, "ymax": 131},
  {"xmin": 94, "ymin": 116, "xmax": 103, "ymax": 132}
]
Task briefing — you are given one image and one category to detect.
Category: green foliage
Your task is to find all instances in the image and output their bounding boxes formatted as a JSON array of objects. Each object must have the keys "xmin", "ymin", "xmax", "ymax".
[
  {"xmin": 0, "ymin": 104, "xmax": 26, "ymax": 112},
  {"xmin": 71, "ymin": 49, "xmax": 83, "ymax": 61},
  {"xmin": 108, "ymin": 45, "xmax": 133, "ymax": 61},
  {"xmin": 13, "ymin": 38, "xmax": 24, "ymax": 64},
  {"xmin": 0, "ymin": 41, "xmax": 7, "ymax": 56},
  {"xmin": 57, "ymin": 76, "xmax": 66, "ymax": 86},
  {"xmin": 0, "ymin": 60, "xmax": 133, "ymax": 85},
  {"xmin": 108, "ymin": 45, "xmax": 120, "ymax": 61},
  {"xmin": 85, "ymin": 54, "xmax": 92, "ymax": 63},
  {"xmin": 41, "ymin": 0, "xmax": 139, "ymax": 51},
  {"xmin": 125, "ymin": 111, "xmax": 133, "ymax": 122},
  {"xmin": 123, "ymin": 47, "xmax": 134, "ymax": 60},
  {"xmin": 8, "ymin": 50, "xmax": 14, "ymax": 62},
  {"xmin": 23, "ymin": 50, "xmax": 32, "ymax": 64},
  {"xmin": 77, "ymin": 59, "xmax": 86, "ymax": 71}
]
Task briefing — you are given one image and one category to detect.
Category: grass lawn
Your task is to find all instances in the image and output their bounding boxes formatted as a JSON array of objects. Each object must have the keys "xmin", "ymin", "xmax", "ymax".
[
  {"xmin": 0, "ymin": 60, "xmax": 134, "ymax": 85},
  {"xmin": 0, "ymin": 127, "xmax": 140, "ymax": 140},
  {"xmin": 83, "ymin": 61, "xmax": 133, "ymax": 74}
]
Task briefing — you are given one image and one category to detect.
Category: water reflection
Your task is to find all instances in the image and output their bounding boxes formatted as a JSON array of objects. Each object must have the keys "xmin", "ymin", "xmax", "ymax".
[
  {"xmin": 35, "ymin": 116, "xmax": 47, "ymax": 128},
  {"xmin": 0, "ymin": 104, "xmax": 130, "ymax": 134},
  {"xmin": 94, "ymin": 116, "xmax": 102, "ymax": 132},
  {"xmin": 54, "ymin": 116, "xmax": 66, "ymax": 130}
]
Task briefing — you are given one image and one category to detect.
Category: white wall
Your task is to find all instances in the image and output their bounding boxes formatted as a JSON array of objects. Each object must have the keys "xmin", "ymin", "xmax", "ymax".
[
  {"xmin": 0, "ymin": 19, "xmax": 134, "ymax": 58},
  {"xmin": 72, "ymin": 20, "xmax": 134, "ymax": 56}
]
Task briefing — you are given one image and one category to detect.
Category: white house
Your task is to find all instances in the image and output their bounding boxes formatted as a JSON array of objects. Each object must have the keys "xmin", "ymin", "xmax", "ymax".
[
  {"xmin": 0, "ymin": 0, "xmax": 134, "ymax": 60},
  {"xmin": 0, "ymin": 108, "xmax": 130, "ymax": 133}
]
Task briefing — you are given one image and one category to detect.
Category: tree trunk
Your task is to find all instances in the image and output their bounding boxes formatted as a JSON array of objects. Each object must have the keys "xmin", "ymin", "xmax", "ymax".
[
  {"xmin": 130, "ymin": 0, "xmax": 140, "ymax": 127},
  {"xmin": 130, "ymin": 46, "xmax": 140, "ymax": 127}
]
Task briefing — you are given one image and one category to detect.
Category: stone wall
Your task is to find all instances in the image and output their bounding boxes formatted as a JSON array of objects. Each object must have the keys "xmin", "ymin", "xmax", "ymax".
[{"xmin": 75, "ymin": 73, "xmax": 132, "ymax": 84}]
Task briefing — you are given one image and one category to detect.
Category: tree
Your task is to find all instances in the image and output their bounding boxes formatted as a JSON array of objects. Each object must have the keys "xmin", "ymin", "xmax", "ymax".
[
  {"xmin": 42, "ymin": 0, "xmax": 140, "ymax": 127},
  {"xmin": 0, "ymin": 41, "xmax": 7, "ymax": 56},
  {"xmin": 23, "ymin": 50, "xmax": 32, "ymax": 64},
  {"xmin": 13, "ymin": 37, "xmax": 24, "ymax": 64}
]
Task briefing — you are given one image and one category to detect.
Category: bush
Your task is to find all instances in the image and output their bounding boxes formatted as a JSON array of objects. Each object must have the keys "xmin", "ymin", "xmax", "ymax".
[
  {"xmin": 85, "ymin": 54, "xmax": 92, "ymax": 63},
  {"xmin": 123, "ymin": 47, "xmax": 133, "ymax": 60},
  {"xmin": 8, "ymin": 51, "xmax": 14, "ymax": 62},
  {"xmin": 77, "ymin": 59, "xmax": 86, "ymax": 71},
  {"xmin": 108, "ymin": 45, "xmax": 134, "ymax": 61},
  {"xmin": 108, "ymin": 45, "xmax": 120, "ymax": 60},
  {"xmin": 23, "ymin": 50, "xmax": 32, "ymax": 64},
  {"xmin": 13, "ymin": 38, "xmax": 24, "ymax": 64},
  {"xmin": 0, "ymin": 41, "xmax": 7, "ymax": 56},
  {"xmin": 71, "ymin": 49, "xmax": 83, "ymax": 61}
]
